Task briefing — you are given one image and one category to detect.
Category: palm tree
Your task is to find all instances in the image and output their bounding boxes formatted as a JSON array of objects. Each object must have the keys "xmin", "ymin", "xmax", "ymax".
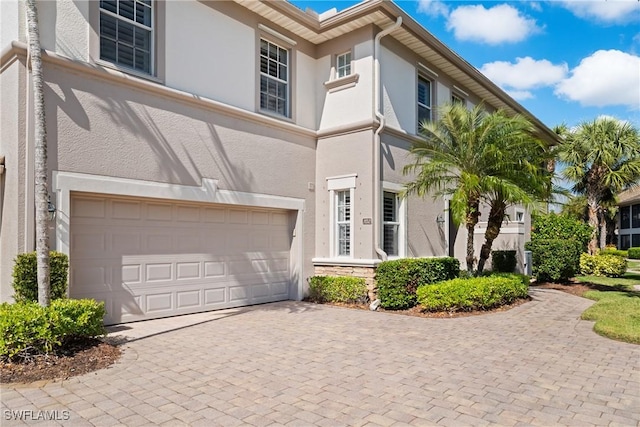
[
  {"xmin": 556, "ymin": 117, "xmax": 640, "ymax": 254},
  {"xmin": 26, "ymin": 0, "xmax": 51, "ymax": 306},
  {"xmin": 404, "ymin": 103, "xmax": 548, "ymax": 273}
]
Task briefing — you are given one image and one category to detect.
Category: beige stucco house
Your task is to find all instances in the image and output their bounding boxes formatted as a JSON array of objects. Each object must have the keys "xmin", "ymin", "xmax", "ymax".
[
  {"xmin": 617, "ymin": 187, "xmax": 640, "ymax": 249},
  {"xmin": 0, "ymin": 0, "xmax": 557, "ymax": 323}
]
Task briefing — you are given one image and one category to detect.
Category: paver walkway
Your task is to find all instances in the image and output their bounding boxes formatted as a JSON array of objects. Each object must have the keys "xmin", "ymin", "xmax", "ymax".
[{"xmin": 2, "ymin": 289, "xmax": 639, "ymax": 426}]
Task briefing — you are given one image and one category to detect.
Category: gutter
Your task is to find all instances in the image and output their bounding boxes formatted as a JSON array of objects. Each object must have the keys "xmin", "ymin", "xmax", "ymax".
[{"xmin": 373, "ymin": 16, "xmax": 402, "ymax": 262}]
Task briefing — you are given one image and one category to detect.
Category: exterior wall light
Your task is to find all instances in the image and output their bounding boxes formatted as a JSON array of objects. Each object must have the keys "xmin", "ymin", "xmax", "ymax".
[
  {"xmin": 436, "ymin": 214, "xmax": 445, "ymax": 225},
  {"xmin": 47, "ymin": 196, "xmax": 56, "ymax": 221}
]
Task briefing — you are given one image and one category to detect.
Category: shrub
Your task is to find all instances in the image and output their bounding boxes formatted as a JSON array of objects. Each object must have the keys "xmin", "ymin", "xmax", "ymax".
[
  {"xmin": 12, "ymin": 251, "xmax": 69, "ymax": 303},
  {"xmin": 491, "ymin": 250, "xmax": 517, "ymax": 273},
  {"xmin": 629, "ymin": 247, "xmax": 640, "ymax": 259},
  {"xmin": 599, "ymin": 249, "xmax": 628, "ymax": 258},
  {"xmin": 531, "ymin": 213, "xmax": 592, "ymax": 252},
  {"xmin": 307, "ymin": 276, "xmax": 367, "ymax": 303},
  {"xmin": 416, "ymin": 275, "xmax": 528, "ymax": 312},
  {"xmin": 525, "ymin": 239, "xmax": 582, "ymax": 282},
  {"xmin": 0, "ymin": 299, "xmax": 106, "ymax": 361},
  {"xmin": 376, "ymin": 257, "xmax": 460, "ymax": 310},
  {"xmin": 580, "ymin": 254, "xmax": 627, "ymax": 278}
]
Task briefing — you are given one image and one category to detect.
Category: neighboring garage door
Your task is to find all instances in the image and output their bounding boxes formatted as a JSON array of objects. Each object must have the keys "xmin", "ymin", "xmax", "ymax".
[{"xmin": 69, "ymin": 193, "xmax": 292, "ymax": 324}]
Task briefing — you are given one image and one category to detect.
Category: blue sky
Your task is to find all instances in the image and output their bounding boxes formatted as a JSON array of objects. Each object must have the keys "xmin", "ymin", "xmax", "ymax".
[{"xmin": 290, "ymin": 0, "xmax": 640, "ymax": 130}]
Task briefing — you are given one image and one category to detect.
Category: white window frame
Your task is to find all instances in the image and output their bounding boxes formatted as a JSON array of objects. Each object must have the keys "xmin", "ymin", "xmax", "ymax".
[
  {"xmin": 336, "ymin": 51, "xmax": 352, "ymax": 79},
  {"xmin": 451, "ymin": 93, "xmax": 464, "ymax": 105},
  {"xmin": 417, "ymin": 75, "xmax": 432, "ymax": 132},
  {"xmin": 259, "ymin": 38, "xmax": 290, "ymax": 117},
  {"xmin": 514, "ymin": 208, "xmax": 525, "ymax": 223},
  {"xmin": 382, "ymin": 182, "xmax": 406, "ymax": 258},
  {"xmin": 328, "ymin": 174, "xmax": 356, "ymax": 258},
  {"xmin": 99, "ymin": 0, "xmax": 154, "ymax": 75}
]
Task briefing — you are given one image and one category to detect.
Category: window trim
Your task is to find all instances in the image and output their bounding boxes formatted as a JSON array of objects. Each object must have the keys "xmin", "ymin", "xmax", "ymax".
[
  {"xmin": 417, "ymin": 74, "xmax": 433, "ymax": 133},
  {"xmin": 382, "ymin": 182, "xmax": 406, "ymax": 258},
  {"xmin": 514, "ymin": 208, "xmax": 525, "ymax": 224},
  {"xmin": 451, "ymin": 92, "xmax": 465, "ymax": 105},
  {"xmin": 328, "ymin": 174, "xmax": 357, "ymax": 258},
  {"xmin": 89, "ymin": 0, "xmax": 165, "ymax": 81}
]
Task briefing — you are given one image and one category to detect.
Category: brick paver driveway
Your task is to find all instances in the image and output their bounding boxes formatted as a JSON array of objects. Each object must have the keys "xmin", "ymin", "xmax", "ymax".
[{"xmin": 2, "ymin": 289, "xmax": 639, "ymax": 426}]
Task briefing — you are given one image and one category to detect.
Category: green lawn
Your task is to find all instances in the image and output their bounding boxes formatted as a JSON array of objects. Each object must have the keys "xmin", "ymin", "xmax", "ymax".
[
  {"xmin": 575, "ymin": 272, "xmax": 640, "ymax": 344},
  {"xmin": 628, "ymin": 260, "xmax": 640, "ymax": 271}
]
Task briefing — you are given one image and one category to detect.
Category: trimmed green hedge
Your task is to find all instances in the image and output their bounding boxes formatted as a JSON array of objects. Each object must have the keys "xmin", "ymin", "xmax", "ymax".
[
  {"xmin": 416, "ymin": 274, "xmax": 529, "ymax": 312},
  {"xmin": 376, "ymin": 257, "xmax": 460, "ymax": 310},
  {"xmin": 12, "ymin": 251, "xmax": 69, "ymax": 303},
  {"xmin": 629, "ymin": 248, "xmax": 640, "ymax": 259},
  {"xmin": 580, "ymin": 253, "xmax": 627, "ymax": 278},
  {"xmin": 0, "ymin": 299, "xmax": 106, "ymax": 361},
  {"xmin": 599, "ymin": 249, "xmax": 628, "ymax": 258},
  {"xmin": 525, "ymin": 239, "xmax": 582, "ymax": 282},
  {"xmin": 531, "ymin": 213, "xmax": 592, "ymax": 252},
  {"xmin": 308, "ymin": 276, "xmax": 367, "ymax": 303},
  {"xmin": 491, "ymin": 250, "xmax": 517, "ymax": 273}
]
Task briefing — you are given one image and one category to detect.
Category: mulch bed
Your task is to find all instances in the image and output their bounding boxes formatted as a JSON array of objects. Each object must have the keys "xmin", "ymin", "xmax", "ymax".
[
  {"xmin": 531, "ymin": 279, "xmax": 609, "ymax": 297},
  {"xmin": 1, "ymin": 338, "xmax": 121, "ymax": 385}
]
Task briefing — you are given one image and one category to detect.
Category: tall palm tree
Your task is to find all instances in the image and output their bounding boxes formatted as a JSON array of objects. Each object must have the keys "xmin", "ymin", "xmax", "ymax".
[
  {"xmin": 26, "ymin": 0, "xmax": 51, "ymax": 306},
  {"xmin": 556, "ymin": 117, "xmax": 640, "ymax": 254},
  {"xmin": 404, "ymin": 103, "xmax": 547, "ymax": 273}
]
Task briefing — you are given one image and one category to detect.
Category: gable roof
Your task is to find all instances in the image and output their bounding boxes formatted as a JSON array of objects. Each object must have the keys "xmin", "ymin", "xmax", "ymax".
[
  {"xmin": 233, "ymin": 0, "xmax": 561, "ymax": 145},
  {"xmin": 618, "ymin": 186, "xmax": 640, "ymax": 205}
]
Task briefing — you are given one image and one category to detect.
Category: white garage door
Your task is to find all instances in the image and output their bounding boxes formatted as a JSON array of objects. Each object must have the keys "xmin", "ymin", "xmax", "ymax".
[{"xmin": 69, "ymin": 193, "xmax": 292, "ymax": 324}]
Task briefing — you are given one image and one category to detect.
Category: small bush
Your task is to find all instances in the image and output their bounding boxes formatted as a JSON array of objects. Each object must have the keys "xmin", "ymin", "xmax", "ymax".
[
  {"xmin": 525, "ymin": 239, "xmax": 583, "ymax": 282},
  {"xmin": 307, "ymin": 276, "xmax": 367, "ymax": 303},
  {"xmin": 416, "ymin": 275, "xmax": 528, "ymax": 312},
  {"xmin": 580, "ymin": 254, "xmax": 627, "ymax": 278},
  {"xmin": 12, "ymin": 251, "xmax": 69, "ymax": 303},
  {"xmin": 491, "ymin": 250, "xmax": 517, "ymax": 273},
  {"xmin": 376, "ymin": 257, "xmax": 460, "ymax": 310},
  {"xmin": 599, "ymin": 249, "xmax": 628, "ymax": 258},
  {"xmin": 0, "ymin": 299, "xmax": 106, "ymax": 361},
  {"xmin": 628, "ymin": 248, "xmax": 640, "ymax": 259}
]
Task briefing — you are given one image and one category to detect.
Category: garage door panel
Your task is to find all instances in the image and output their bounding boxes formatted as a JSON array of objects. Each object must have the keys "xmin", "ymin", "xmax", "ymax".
[{"xmin": 70, "ymin": 193, "xmax": 292, "ymax": 324}]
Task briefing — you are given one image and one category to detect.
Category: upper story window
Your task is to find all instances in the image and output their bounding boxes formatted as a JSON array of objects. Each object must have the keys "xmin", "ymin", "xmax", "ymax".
[
  {"xmin": 260, "ymin": 39, "xmax": 289, "ymax": 117},
  {"xmin": 452, "ymin": 93, "xmax": 464, "ymax": 105},
  {"xmin": 336, "ymin": 51, "xmax": 352, "ymax": 78},
  {"xmin": 632, "ymin": 204, "xmax": 640, "ymax": 229},
  {"xmin": 417, "ymin": 75, "xmax": 432, "ymax": 130},
  {"xmin": 515, "ymin": 208, "xmax": 525, "ymax": 223},
  {"xmin": 621, "ymin": 205, "xmax": 630, "ymax": 229},
  {"xmin": 100, "ymin": 0, "xmax": 153, "ymax": 74}
]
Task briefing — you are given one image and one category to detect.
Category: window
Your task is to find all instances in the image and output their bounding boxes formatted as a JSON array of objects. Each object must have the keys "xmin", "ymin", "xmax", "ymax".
[
  {"xmin": 336, "ymin": 190, "xmax": 351, "ymax": 256},
  {"xmin": 621, "ymin": 205, "xmax": 631, "ymax": 229},
  {"xmin": 417, "ymin": 76, "xmax": 432, "ymax": 130},
  {"xmin": 260, "ymin": 39, "xmax": 289, "ymax": 117},
  {"xmin": 336, "ymin": 52, "xmax": 351, "ymax": 78},
  {"xmin": 620, "ymin": 234, "xmax": 631, "ymax": 250},
  {"xmin": 383, "ymin": 192, "xmax": 400, "ymax": 256},
  {"xmin": 451, "ymin": 93, "xmax": 464, "ymax": 105},
  {"xmin": 515, "ymin": 208, "xmax": 525, "ymax": 223},
  {"xmin": 633, "ymin": 234, "xmax": 640, "ymax": 248},
  {"xmin": 632, "ymin": 204, "xmax": 640, "ymax": 229},
  {"xmin": 99, "ymin": 0, "xmax": 153, "ymax": 74}
]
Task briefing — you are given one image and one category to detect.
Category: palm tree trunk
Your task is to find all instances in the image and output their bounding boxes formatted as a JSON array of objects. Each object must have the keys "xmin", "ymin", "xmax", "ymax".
[
  {"xmin": 26, "ymin": 0, "xmax": 51, "ymax": 306},
  {"xmin": 587, "ymin": 195, "xmax": 599, "ymax": 255},
  {"xmin": 598, "ymin": 209, "xmax": 607, "ymax": 250},
  {"xmin": 477, "ymin": 201, "xmax": 505, "ymax": 274},
  {"xmin": 465, "ymin": 199, "xmax": 480, "ymax": 274}
]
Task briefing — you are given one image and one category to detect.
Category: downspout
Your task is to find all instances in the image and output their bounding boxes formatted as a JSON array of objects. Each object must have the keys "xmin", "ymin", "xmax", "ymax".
[{"xmin": 373, "ymin": 16, "xmax": 402, "ymax": 262}]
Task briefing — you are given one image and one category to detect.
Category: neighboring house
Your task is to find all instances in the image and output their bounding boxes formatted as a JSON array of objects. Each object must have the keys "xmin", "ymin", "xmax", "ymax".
[
  {"xmin": 0, "ymin": 0, "xmax": 557, "ymax": 324},
  {"xmin": 617, "ymin": 187, "xmax": 640, "ymax": 250}
]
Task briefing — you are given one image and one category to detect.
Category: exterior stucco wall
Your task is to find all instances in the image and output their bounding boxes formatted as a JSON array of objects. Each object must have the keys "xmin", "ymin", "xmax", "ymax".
[
  {"xmin": 0, "ymin": 58, "xmax": 27, "ymax": 301},
  {"xmin": 380, "ymin": 132, "xmax": 448, "ymax": 258},
  {"xmin": 0, "ymin": 0, "xmax": 22, "ymax": 49},
  {"xmin": 37, "ymin": 0, "xmax": 89, "ymax": 61},
  {"xmin": 380, "ymin": 46, "xmax": 414, "ymax": 133},
  {"xmin": 315, "ymin": 130, "xmax": 375, "ymax": 261}
]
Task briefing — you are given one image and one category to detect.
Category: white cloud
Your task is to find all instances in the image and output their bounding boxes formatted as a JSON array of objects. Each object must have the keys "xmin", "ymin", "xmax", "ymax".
[
  {"xmin": 446, "ymin": 4, "xmax": 541, "ymax": 45},
  {"xmin": 555, "ymin": 50, "xmax": 640, "ymax": 108},
  {"xmin": 559, "ymin": 0, "xmax": 639, "ymax": 24},
  {"xmin": 417, "ymin": 0, "xmax": 449, "ymax": 17},
  {"xmin": 480, "ymin": 57, "xmax": 568, "ymax": 90},
  {"xmin": 529, "ymin": 2, "xmax": 543, "ymax": 12}
]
